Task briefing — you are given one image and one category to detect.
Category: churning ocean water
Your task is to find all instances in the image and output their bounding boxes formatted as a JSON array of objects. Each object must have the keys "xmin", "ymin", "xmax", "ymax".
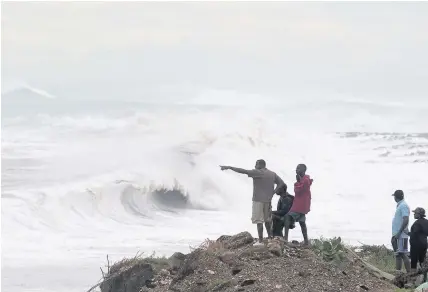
[{"xmin": 1, "ymin": 87, "xmax": 428, "ymax": 292}]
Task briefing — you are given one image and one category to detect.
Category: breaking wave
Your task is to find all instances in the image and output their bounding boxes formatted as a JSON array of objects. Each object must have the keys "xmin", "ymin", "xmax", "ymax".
[{"xmin": 2, "ymin": 98, "xmax": 428, "ymax": 239}]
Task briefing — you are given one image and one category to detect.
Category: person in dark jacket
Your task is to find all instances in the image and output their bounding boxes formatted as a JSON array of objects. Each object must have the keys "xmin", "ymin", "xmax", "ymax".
[
  {"xmin": 272, "ymin": 184, "xmax": 295, "ymax": 237},
  {"xmin": 406, "ymin": 207, "xmax": 428, "ymax": 281}
]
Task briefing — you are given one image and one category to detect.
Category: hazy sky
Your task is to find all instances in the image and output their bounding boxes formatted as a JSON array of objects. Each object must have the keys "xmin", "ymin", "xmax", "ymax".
[{"xmin": 2, "ymin": 1, "xmax": 428, "ymax": 101}]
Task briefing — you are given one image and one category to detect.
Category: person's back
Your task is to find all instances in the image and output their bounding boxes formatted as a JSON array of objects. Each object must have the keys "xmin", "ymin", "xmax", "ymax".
[
  {"xmin": 248, "ymin": 168, "xmax": 281, "ymax": 203},
  {"xmin": 219, "ymin": 159, "xmax": 284, "ymax": 244},
  {"xmin": 410, "ymin": 217, "xmax": 428, "ymax": 246},
  {"xmin": 276, "ymin": 193, "xmax": 294, "ymax": 216}
]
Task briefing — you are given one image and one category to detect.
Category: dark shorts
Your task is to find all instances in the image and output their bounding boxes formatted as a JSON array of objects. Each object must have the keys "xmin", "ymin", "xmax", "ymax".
[{"xmin": 288, "ymin": 212, "xmax": 306, "ymax": 223}]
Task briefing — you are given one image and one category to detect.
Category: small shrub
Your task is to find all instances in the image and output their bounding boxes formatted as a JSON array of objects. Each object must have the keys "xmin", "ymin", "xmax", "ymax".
[
  {"xmin": 355, "ymin": 244, "xmax": 396, "ymax": 274},
  {"xmin": 191, "ymin": 238, "xmax": 225, "ymax": 253},
  {"xmin": 142, "ymin": 252, "xmax": 169, "ymax": 272},
  {"xmin": 359, "ymin": 244, "xmax": 394, "ymax": 257},
  {"xmin": 103, "ymin": 251, "xmax": 169, "ymax": 278},
  {"xmin": 311, "ymin": 236, "xmax": 345, "ymax": 262}
]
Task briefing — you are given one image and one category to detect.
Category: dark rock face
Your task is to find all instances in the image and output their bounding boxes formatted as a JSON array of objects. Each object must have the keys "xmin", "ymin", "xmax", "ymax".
[
  {"xmin": 171, "ymin": 249, "xmax": 204, "ymax": 286},
  {"xmin": 100, "ymin": 263, "xmax": 154, "ymax": 292}
]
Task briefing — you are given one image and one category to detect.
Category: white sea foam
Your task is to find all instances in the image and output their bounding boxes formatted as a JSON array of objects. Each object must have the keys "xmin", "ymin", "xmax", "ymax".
[{"xmin": 2, "ymin": 96, "xmax": 428, "ymax": 291}]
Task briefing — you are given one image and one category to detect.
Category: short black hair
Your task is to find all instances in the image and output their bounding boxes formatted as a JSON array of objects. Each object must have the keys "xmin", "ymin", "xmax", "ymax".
[
  {"xmin": 298, "ymin": 164, "xmax": 307, "ymax": 171},
  {"xmin": 257, "ymin": 159, "xmax": 266, "ymax": 168}
]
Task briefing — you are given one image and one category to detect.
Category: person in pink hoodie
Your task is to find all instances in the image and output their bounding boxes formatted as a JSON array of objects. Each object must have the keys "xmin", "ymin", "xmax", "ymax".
[{"xmin": 283, "ymin": 164, "xmax": 313, "ymax": 245}]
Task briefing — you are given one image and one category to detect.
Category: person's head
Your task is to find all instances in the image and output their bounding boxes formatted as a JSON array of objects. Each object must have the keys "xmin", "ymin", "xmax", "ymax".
[
  {"xmin": 255, "ymin": 159, "xmax": 266, "ymax": 170},
  {"xmin": 279, "ymin": 184, "xmax": 288, "ymax": 198},
  {"xmin": 392, "ymin": 190, "xmax": 404, "ymax": 203},
  {"xmin": 412, "ymin": 207, "xmax": 426, "ymax": 219},
  {"xmin": 296, "ymin": 164, "xmax": 307, "ymax": 176}
]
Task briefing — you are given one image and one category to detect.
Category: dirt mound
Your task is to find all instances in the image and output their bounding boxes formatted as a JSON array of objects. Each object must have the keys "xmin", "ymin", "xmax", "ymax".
[{"xmin": 93, "ymin": 232, "xmax": 398, "ymax": 292}]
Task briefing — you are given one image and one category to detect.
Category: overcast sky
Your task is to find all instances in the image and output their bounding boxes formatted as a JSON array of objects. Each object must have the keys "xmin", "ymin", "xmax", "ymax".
[{"xmin": 2, "ymin": 1, "xmax": 428, "ymax": 101}]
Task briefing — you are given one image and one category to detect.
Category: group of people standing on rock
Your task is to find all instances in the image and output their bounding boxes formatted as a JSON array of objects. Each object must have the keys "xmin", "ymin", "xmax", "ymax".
[
  {"xmin": 220, "ymin": 159, "xmax": 428, "ymax": 282},
  {"xmin": 219, "ymin": 159, "xmax": 312, "ymax": 246}
]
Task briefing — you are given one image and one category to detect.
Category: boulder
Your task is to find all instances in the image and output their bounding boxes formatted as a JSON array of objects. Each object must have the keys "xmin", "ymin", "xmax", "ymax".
[
  {"xmin": 100, "ymin": 263, "xmax": 153, "ymax": 292},
  {"xmin": 267, "ymin": 239, "xmax": 284, "ymax": 256},
  {"xmin": 170, "ymin": 249, "xmax": 203, "ymax": 286},
  {"xmin": 168, "ymin": 252, "xmax": 187, "ymax": 271},
  {"xmin": 217, "ymin": 232, "xmax": 253, "ymax": 249},
  {"xmin": 216, "ymin": 235, "xmax": 232, "ymax": 242}
]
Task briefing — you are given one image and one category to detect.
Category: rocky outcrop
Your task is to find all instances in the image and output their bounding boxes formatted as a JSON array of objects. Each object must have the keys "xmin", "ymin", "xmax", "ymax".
[
  {"xmin": 89, "ymin": 232, "xmax": 398, "ymax": 292},
  {"xmin": 100, "ymin": 262, "xmax": 154, "ymax": 292}
]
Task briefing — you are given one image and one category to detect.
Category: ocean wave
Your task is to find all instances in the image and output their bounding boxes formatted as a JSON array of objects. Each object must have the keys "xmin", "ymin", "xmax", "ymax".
[
  {"xmin": 3, "ymin": 102, "xmax": 428, "ymax": 235},
  {"xmin": 337, "ymin": 131, "xmax": 428, "ymax": 163},
  {"xmin": 1, "ymin": 177, "xmax": 215, "ymax": 234}
]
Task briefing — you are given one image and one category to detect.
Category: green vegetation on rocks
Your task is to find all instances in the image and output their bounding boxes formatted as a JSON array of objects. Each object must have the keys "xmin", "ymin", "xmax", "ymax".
[{"xmin": 311, "ymin": 236, "xmax": 345, "ymax": 263}]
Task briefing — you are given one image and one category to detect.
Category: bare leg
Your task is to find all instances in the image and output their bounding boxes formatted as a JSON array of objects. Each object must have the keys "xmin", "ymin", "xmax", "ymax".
[
  {"xmin": 395, "ymin": 254, "xmax": 403, "ymax": 271},
  {"xmin": 402, "ymin": 254, "xmax": 411, "ymax": 272},
  {"xmin": 265, "ymin": 221, "xmax": 273, "ymax": 239},
  {"xmin": 299, "ymin": 221, "xmax": 309, "ymax": 245},
  {"xmin": 283, "ymin": 215, "xmax": 291, "ymax": 242},
  {"xmin": 396, "ymin": 254, "xmax": 410, "ymax": 272},
  {"xmin": 256, "ymin": 223, "xmax": 263, "ymax": 243}
]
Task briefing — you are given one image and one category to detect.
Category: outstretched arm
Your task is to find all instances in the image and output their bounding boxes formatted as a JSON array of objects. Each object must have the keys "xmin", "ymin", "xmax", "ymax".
[{"xmin": 220, "ymin": 165, "xmax": 250, "ymax": 175}]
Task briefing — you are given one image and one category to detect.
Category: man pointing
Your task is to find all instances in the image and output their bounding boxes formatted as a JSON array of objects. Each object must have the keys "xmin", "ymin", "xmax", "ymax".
[{"xmin": 220, "ymin": 159, "xmax": 285, "ymax": 245}]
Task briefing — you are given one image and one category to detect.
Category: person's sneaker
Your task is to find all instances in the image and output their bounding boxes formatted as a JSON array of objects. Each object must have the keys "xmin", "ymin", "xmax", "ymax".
[{"xmin": 253, "ymin": 241, "xmax": 264, "ymax": 246}]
